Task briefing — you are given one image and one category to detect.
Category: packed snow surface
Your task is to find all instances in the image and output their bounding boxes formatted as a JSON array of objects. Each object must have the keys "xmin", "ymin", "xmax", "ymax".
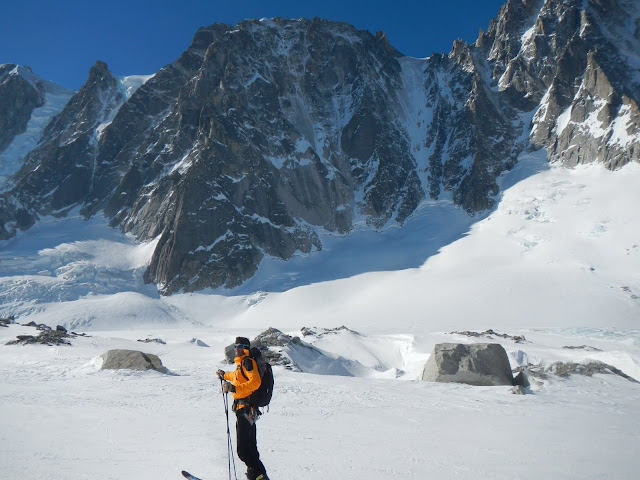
[{"xmin": 1, "ymin": 154, "xmax": 640, "ymax": 479}]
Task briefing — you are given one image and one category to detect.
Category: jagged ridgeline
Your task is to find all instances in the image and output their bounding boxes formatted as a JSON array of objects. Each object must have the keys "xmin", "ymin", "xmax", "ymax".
[{"xmin": 1, "ymin": 1, "xmax": 639, "ymax": 294}]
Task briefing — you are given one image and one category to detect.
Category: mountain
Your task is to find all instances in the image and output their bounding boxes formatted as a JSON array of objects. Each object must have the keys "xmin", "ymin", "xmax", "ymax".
[
  {"xmin": 1, "ymin": 0, "xmax": 639, "ymax": 295},
  {"xmin": 0, "ymin": 65, "xmax": 43, "ymax": 155},
  {"xmin": 486, "ymin": 0, "xmax": 640, "ymax": 167},
  {"xmin": 0, "ymin": 64, "xmax": 73, "ymax": 191}
]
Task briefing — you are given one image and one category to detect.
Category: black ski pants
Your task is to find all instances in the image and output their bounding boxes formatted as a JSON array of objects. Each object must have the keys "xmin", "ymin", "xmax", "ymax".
[{"xmin": 236, "ymin": 409, "xmax": 266, "ymax": 479}]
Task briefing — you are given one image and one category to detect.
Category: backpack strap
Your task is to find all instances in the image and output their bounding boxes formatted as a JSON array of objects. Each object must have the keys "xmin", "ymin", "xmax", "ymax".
[{"xmin": 238, "ymin": 356, "xmax": 255, "ymax": 381}]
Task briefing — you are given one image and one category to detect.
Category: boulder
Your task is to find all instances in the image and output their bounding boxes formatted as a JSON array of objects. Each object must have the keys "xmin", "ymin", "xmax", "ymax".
[
  {"xmin": 422, "ymin": 343, "xmax": 514, "ymax": 386},
  {"xmin": 100, "ymin": 349, "xmax": 167, "ymax": 373},
  {"xmin": 513, "ymin": 369, "xmax": 531, "ymax": 388}
]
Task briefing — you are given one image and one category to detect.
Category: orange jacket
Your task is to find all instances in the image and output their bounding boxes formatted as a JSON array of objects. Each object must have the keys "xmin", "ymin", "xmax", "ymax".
[{"xmin": 223, "ymin": 350, "xmax": 261, "ymax": 408}]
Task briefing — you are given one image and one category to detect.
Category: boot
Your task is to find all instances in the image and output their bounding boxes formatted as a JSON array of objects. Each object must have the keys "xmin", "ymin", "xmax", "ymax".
[{"xmin": 246, "ymin": 467, "xmax": 269, "ymax": 480}]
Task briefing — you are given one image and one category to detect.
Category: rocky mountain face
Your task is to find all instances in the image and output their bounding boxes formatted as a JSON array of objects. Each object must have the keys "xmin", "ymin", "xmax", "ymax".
[
  {"xmin": 1, "ymin": 1, "xmax": 639, "ymax": 294},
  {"xmin": 483, "ymin": 0, "xmax": 640, "ymax": 167},
  {"xmin": 0, "ymin": 66, "xmax": 73, "ymax": 194},
  {"xmin": 0, "ymin": 65, "xmax": 46, "ymax": 154}
]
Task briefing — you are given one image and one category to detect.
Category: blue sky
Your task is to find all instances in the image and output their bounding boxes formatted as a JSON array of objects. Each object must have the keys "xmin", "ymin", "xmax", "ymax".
[{"xmin": 1, "ymin": 0, "xmax": 506, "ymax": 90}]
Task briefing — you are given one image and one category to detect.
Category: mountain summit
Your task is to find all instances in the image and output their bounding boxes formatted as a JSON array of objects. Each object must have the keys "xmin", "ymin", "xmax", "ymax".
[{"xmin": 1, "ymin": 1, "xmax": 639, "ymax": 294}]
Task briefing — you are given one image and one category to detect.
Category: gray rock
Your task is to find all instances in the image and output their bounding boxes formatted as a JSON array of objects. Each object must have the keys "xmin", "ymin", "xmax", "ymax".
[
  {"xmin": 562, "ymin": 345, "xmax": 602, "ymax": 352},
  {"xmin": 224, "ymin": 328, "xmax": 302, "ymax": 367},
  {"xmin": 0, "ymin": 65, "xmax": 44, "ymax": 154},
  {"xmin": 20, "ymin": 321, "xmax": 51, "ymax": 331},
  {"xmin": 3, "ymin": 321, "xmax": 86, "ymax": 345},
  {"xmin": 100, "ymin": 349, "xmax": 167, "ymax": 373},
  {"xmin": 222, "ymin": 327, "xmax": 359, "ymax": 375},
  {"xmin": 5, "ymin": 323, "xmax": 80, "ymax": 346},
  {"xmin": 223, "ymin": 343, "xmax": 236, "ymax": 364},
  {"xmin": 301, "ymin": 326, "xmax": 362, "ymax": 337},
  {"xmin": 519, "ymin": 361, "xmax": 639, "ymax": 384},
  {"xmin": 422, "ymin": 343, "xmax": 514, "ymax": 386},
  {"xmin": 513, "ymin": 369, "xmax": 531, "ymax": 388},
  {"xmin": 450, "ymin": 329, "xmax": 526, "ymax": 343},
  {"xmin": 546, "ymin": 361, "xmax": 638, "ymax": 383},
  {"xmin": 486, "ymin": 0, "xmax": 640, "ymax": 168},
  {"xmin": 137, "ymin": 338, "xmax": 167, "ymax": 345}
]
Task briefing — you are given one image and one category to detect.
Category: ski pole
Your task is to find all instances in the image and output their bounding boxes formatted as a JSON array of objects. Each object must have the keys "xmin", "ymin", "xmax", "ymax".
[{"xmin": 220, "ymin": 378, "xmax": 238, "ymax": 480}]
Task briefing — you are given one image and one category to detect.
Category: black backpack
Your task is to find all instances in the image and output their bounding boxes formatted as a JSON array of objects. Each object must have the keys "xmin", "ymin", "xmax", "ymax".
[{"xmin": 240, "ymin": 347, "xmax": 274, "ymax": 409}]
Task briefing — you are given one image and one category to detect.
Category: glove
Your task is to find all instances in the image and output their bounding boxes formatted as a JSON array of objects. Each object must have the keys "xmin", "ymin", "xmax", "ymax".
[
  {"xmin": 216, "ymin": 369, "xmax": 225, "ymax": 380},
  {"xmin": 222, "ymin": 381, "xmax": 236, "ymax": 394}
]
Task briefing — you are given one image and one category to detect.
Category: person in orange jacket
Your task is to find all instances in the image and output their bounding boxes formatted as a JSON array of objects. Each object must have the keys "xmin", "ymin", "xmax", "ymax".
[{"xmin": 217, "ymin": 337, "xmax": 269, "ymax": 480}]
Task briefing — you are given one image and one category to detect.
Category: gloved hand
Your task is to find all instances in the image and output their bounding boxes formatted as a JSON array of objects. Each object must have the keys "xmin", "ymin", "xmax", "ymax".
[
  {"xmin": 222, "ymin": 381, "xmax": 236, "ymax": 394},
  {"xmin": 216, "ymin": 369, "xmax": 225, "ymax": 380}
]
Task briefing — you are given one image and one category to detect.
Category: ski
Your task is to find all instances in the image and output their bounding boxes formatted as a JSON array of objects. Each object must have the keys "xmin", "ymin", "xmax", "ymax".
[{"xmin": 181, "ymin": 470, "xmax": 204, "ymax": 480}]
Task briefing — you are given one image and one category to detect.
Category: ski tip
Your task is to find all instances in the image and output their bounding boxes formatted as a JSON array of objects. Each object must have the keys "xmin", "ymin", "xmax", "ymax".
[{"xmin": 182, "ymin": 471, "xmax": 204, "ymax": 480}]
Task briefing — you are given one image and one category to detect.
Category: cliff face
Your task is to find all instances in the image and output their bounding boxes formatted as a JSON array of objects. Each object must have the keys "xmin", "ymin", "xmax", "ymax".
[
  {"xmin": 483, "ymin": 0, "xmax": 640, "ymax": 167},
  {"xmin": 0, "ymin": 65, "xmax": 45, "ymax": 154},
  {"xmin": 1, "ymin": 2, "xmax": 639, "ymax": 294}
]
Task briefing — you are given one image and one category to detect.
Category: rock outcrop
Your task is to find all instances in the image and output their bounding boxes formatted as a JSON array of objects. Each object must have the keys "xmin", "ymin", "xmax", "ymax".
[
  {"xmin": 0, "ymin": 65, "xmax": 45, "ymax": 154},
  {"xmin": 483, "ymin": 0, "xmax": 640, "ymax": 167},
  {"xmin": 422, "ymin": 343, "xmax": 514, "ymax": 386},
  {"xmin": 5, "ymin": 323, "xmax": 88, "ymax": 346},
  {"xmin": 522, "ymin": 360, "xmax": 639, "ymax": 383},
  {"xmin": 224, "ymin": 327, "xmax": 367, "ymax": 376},
  {"xmin": 224, "ymin": 327, "xmax": 310, "ymax": 368},
  {"xmin": 100, "ymin": 349, "xmax": 168, "ymax": 373}
]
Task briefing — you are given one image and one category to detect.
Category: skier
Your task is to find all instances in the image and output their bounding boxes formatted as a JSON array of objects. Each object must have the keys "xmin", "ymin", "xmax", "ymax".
[{"xmin": 217, "ymin": 337, "xmax": 270, "ymax": 480}]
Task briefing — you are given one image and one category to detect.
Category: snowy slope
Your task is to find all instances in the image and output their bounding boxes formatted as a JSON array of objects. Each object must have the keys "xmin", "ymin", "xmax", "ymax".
[
  {"xmin": 5, "ymin": 150, "xmax": 636, "ymax": 333},
  {"xmin": 1, "ymin": 150, "xmax": 639, "ymax": 478},
  {"xmin": 1, "ymin": 151, "xmax": 639, "ymax": 333},
  {"xmin": 0, "ymin": 322, "xmax": 638, "ymax": 479}
]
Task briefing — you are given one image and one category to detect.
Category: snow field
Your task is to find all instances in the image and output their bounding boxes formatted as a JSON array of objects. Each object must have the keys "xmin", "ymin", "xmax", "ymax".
[
  {"xmin": 1, "ymin": 324, "xmax": 639, "ymax": 480},
  {"xmin": 1, "ymin": 155, "xmax": 640, "ymax": 478}
]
